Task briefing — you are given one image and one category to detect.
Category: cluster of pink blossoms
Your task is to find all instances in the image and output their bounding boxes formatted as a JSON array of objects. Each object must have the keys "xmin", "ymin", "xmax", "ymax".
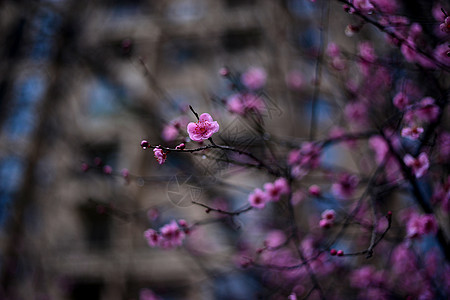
[
  {"xmin": 144, "ymin": 219, "xmax": 189, "ymax": 249},
  {"xmin": 153, "ymin": 147, "xmax": 167, "ymax": 165},
  {"xmin": 248, "ymin": 178, "xmax": 290, "ymax": 209},
  {"xmin": 186, "ymin": 113, "xmax": 219, "ymax": 142}
]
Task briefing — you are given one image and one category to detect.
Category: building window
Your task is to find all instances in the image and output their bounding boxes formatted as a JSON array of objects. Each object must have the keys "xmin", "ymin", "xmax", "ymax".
[
  {"xmin": 224, "ymin": 0, "xmax": 256, "ymax": 8},
  {"xmin": 79, "ymin": 201, "xmax": 111, "ymax": 250},
  {"xmin": 69, "ymin": 279, "xmax": 104, "ymax": 300},
  {"xmin": 221, "ymin": 28, "xmax": 262, "ymax": 52}
]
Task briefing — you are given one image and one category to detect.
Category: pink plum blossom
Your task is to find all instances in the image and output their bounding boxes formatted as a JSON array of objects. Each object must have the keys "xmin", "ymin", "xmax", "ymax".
[
  {"xmin": 144, "ymin": 229, "xmax": 160, "ymax": 247},
  {"xmin": 326, "ymin": 42, "xmax": 340, "ymax": 57},
  {"xmin": 187, "ymin": 113, "xmax": 219, "ymax": 142},
  {"xmin": 433, "ymin": 43, "xmax": 450, "ymax": 67},
  {"xmin": 286, "ymin": 70, "xmax": 304, "ymax": 90},
  {"xmin": 227, "ymin": 93, "xmax": 265, "ymax": 115},
  {"xmin": 440, "ymin": 16, "xmax": 450, "ymax": 33},
  {"xmin": 369, "ymin": 136, "xmax": 389, "ymax": 164},
  {"xmin": 241, "ymin": 67, "xmax": 267, "ymax": 90},
  {"xmin": 403, "ymin": 152, "xmax": 429, "ymax": 178},
  {"xmin": 416, "ymin": 97, "xmax": 440, "ymax": 122},
  {"xmin": 392, "ymin": 92, "xmax": 410, "ymax": 110},
  {"xmin": 153, "ymin": 147, "xmax": 167, "ymax": 165},
  {"xmin": 139, "ymin": 288, "xmax": 161, "ymax": 300},
  {"xmin": 345, "ymin": 102, "xmax": 368, "ymax": 125},
  {"xmin": 321, "ymin": 209, "xmax": 336, "ymax": 221},
  {"xmin": 264, "ymin": 230, "xmax": 287, "ymax": 248},
  {"xmin": 401, "ymin": 126, "xmax": 423, "ymax": 140},
  {"xmin": 248, "ymin": 188, "xmax": 269, "ymax": 209},
  {"xmin": 331, "ymin": 173, "xmax": 359, "ymax": 199},
  {"xmin": 406, "ymin": 213, "xmax": 438, "ymax": 238},
  {"xmin": 309, "ymin": 185, "xmax": 321, "ymax": 197},
  {"xmin": 263, "ymin": 178, "xmax": 290, "ymax": 201},
  {"xmin": 353, "ymin": 0, "xmax": 374, "ymax": 14}
]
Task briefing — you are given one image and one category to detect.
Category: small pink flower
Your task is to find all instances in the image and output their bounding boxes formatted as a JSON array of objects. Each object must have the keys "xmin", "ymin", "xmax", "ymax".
[
  {"xmin": 309, "ymin": 185, "xmax": 321, "ymax": 197},
  {"xmin": 162, "ymin": 124, "xmax": 179, "ymax": 142},
  {"xmin": 369, "ymin": 136, "xmax": 389, "ymax": 164},
  {"xmin": 286, "ymin": 70, "xmax": 304, "ymax": 90},
  {"xmin": 248, "ymin": 188, "xmax": 269, "ymax": 209},
  {"xmin": 153, "ymin": 147, "xmax": 167, "ymax": 165},
  {"xmin": 359, "ymin": 41, "xmax": 376, "ymax": 63},
  {"xmin": 393, "ymin": 92, "xmax": 410, "ymax": 110},
  {"xmin": 440, "ymin": 16, "xmax": 450, "ymax": 33},
  {"xmin": 264, "ymin": 230, "xmax": 286, "ymax": 248},
  {"xmin": 187, "ymin": 113, "xmax": 219, "ymax": 142},
  {"xmin": 319, "ymin": 218, "xmax": 332, "ymax": 229},
  {"xmin": 353, "ymin": 0, "xmax": 374, "ymax": 13},
  {"xmin": 326, "ymin": 42, "xmax": 340, "ymax": 57},
  {"xmin": 120, "ymin": 168, "xmax": 130, "ymax": 183},
  {"xmin": 227, "ymin": 93, "xmax": 265, "ymax": 115},
  {"xmin": 241, "ymin": 67, "xmax": 267, "ymax": 90},
  {"xmin": 401, "ymin": 126, "xmax": 423, "ymax": 140},
  {"xmin": 406, "ymin": 213, "xmax": 438, "ymax": 238},
  {"xmin": 264, "ymin": 178, "xmax": 290, "ymax": 202},
  {"xmin": 433, "ymin": 43, "xmax": 450, "ymax": 67},
  {"xmin": 144, "ymin": 229, "xmax": 160, "ymax": 247},
  {"xmin": 403, "ymin": 152, "xmax": 429, "ymax": 178},
  {"xmin": 416, "ymin": 97, "xmax": 440, "ymax": 122},
  {"xmin": 103, "ymin": 165, "xmax": 112, "ymax": 174},
  {"xmin": 321, "ymin": 209, "xmax": 336, "ymax": 221},
  {"xmin": 345, "ymin": 102, "xmax": 368, "ymax": 125},
  {"xmin": 331, "ymin": 173, "xmax": 359, "ymax": 199},
  {"xmin": 139, "ymin": 288, "xmax": 161, "ymax": 300}
]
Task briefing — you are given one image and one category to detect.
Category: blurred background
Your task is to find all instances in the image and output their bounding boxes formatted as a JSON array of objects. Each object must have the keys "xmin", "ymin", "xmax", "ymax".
[{"xmin": 2, "ymin": 0, "xmax": 442, "ymax": 299}]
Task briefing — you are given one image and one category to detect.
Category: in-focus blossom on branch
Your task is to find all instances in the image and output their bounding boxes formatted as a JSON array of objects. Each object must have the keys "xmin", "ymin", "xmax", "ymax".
[
  {"xmin": 153, "ymin": 147, "xmax": 167, "ymax": 165},
  {"xmin": 241, "ymin": 67, "xmax": 267, "ymax": 90},
  {"xmin": 187, "ymin": 113, "xmax": 219, "ymax": 142},
  {"xmin": 248, "ymin": 188, "xmax": 269, "ymax": 209},
  {"xmin": 403, "ymin": 152, "xmax": 429, "ymax": 178}
]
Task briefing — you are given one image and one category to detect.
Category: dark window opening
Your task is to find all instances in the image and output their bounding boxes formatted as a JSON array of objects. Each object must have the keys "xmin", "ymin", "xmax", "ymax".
[
  {"xmin": 70, "ymin": 279, "xmax": 104, "ymax": 300},
  {"xmin": 224, "ymin": 0, "xmax": 256, "ymax": 8},
  {"xmin": 79, "ymin": 201, "xmax": 111, "ymax": 250},
  {"xmin": 221, "ymin": 29, "xmax": 262, "ymax": 52}
]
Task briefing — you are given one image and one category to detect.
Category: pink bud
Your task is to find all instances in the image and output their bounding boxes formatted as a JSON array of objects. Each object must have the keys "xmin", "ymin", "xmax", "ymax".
[
  {"xmin": 140, "ymin": 140, "xmax": 149, "ymax": 149},
  {"xmin": 103, "ymin": 165, "xmax": 112, "ymax": 174},
  {"xmin": 337, "ymin": 250, "xmax": 344, "ymax": 256},
  {"xmin": 330, "ymin": 249, "xmax": 337, "ymax": 256},
  {"xmin": 81, "ymin": 163, "xmax": 89, "ymax": 172}
]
